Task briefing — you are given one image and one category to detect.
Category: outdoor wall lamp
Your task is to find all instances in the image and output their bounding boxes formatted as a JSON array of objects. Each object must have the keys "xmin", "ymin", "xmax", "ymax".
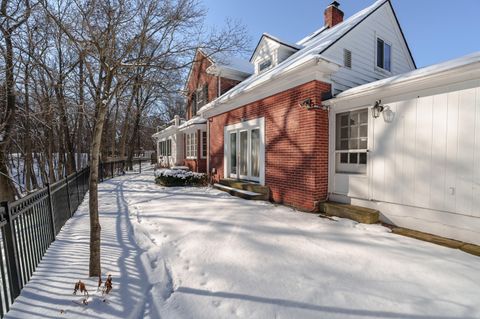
[
  {"xmin": 299, "ymin": 98, "xmax": 321, "ymax": 110},
  {"xmin": 372, "ymin": 100, "xmax": 384, "ymax": 119}
]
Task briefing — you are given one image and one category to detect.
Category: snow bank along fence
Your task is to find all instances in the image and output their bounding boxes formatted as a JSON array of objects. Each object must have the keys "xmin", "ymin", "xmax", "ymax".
[{"xmin": 0, "ymin": 158, "xmax": 149, "ymax": 317}]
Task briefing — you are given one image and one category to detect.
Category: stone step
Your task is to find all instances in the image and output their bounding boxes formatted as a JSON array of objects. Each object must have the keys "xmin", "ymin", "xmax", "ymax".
[
  {"xmin": 213, "ymin": 183, "xmax": 266, "ymax": 200},
  {"xmin": 322, "ymin": 202, "xmax": 379, "ymax": 224},
  {"xmin": 218, "ymin": 179, "xmax": 270, "ymax": 198}
]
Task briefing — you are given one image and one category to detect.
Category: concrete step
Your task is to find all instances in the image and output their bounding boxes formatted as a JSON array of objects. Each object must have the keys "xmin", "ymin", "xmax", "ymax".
[
  {"xmin": 322, "ymin": 202, "xmax": 379, "ymax": 224},
  {"xmin": 218, "ymin": 179, "xmax": 269, "ymax": 199},
  {"xmin": 213, "ymin": 183, "xmax": 267, "ymax": 200}
]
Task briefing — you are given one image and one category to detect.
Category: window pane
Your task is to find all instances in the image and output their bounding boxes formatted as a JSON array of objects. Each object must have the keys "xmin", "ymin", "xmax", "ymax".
[
  {"xmin": 340, "ymin": 127, "xmax": 348, "ymax": 138},
  {"xmin": 230, "ymin": 133, "xmax": 237, "ymax": 174},
  {"xmin": 340, "ymin": 153, "xmax": 348, "ymax": 163},
  {"xmin": 259, "ymin": 59, "xmax": 272, "ymax": 72},
  {"xmin": 193, "ymin": 133, "xmax": 197, "ymax": 156},
  {"xmin": 240, "ymin": 131, "xmax": 248, "ymax": 176},
  {"xmin": 359, "ymin": 153, "xmax": 367, "ymax": 164},
  {"xmin": 340, "ymin": 140, "xmax": 348, "ymax": 150},
  {"xmin": 202, "ymin": 132, "xmax": 207, "ymax": 157},
  {"xmin": 359, "ymin": 139, "xmax": 368, "ymax": 149},
  {"xmin": 350, "ymin": 126, "xmax": 358, "ymax": 138},
  {"xmin": 377, "ymin": 38, "xmax": 384, "ymax": 68},
  {"xmin": 359, "ymin": 111, "xmax": 368, "ymax": 124},
  {"xmin": 349, "ymin": 153, "xmax": 358, "ymax": 164},
  {"xmin": 384, "ymin": 43, "xmax": 391, "ymax": 71},
  {"xmin": 349, "ymin": 113, "xmax": 358, "ymax": 126},
  {"xmin": 340, "ymin": 115, "xmax": 349, "ymax": 126},
  {"xmin": 349, "ymin": 139, "xmax": 358, "ymax": 149},
  {"xmin": 359, "ymin": 125, "xmax": 367, "ymax": 138},
  {"xmin": 251, "ymin": 129, "xmax": 260, "ymax": 177}
]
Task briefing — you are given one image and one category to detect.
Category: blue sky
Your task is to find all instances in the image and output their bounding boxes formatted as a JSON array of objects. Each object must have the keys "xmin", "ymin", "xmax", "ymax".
[{"xmin": 201, "ymin": 0, "xmax": 480, "ymax": 68}]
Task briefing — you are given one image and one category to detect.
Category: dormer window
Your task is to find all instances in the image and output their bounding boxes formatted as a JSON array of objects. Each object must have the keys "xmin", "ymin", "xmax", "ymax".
[
  {"xmin": 258, "ymin": 59, "xmax": 272, "ymax": 73},
  {"xmin": 376, "ymin": 37, "xmax": 391, "ymax": 72}
]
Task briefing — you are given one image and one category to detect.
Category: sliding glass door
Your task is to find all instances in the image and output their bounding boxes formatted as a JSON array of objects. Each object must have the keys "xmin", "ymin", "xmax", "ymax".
[{"xmin": 228, "ymin": 127, "xmax": 262, "ymax": 182}]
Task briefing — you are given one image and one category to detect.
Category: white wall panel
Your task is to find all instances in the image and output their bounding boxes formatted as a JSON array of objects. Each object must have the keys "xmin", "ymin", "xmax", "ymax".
[
  {"xmin": 413, "ymin": 96, "xmax": 433, "ymax": 208},
  {"xmin": 429, "ymin": 93, "xmax": 448, "ymax": 211},
  {"xmin": 474, "ymin": 87, "xmax": 480, "ymax": 218},
  {"xmin": 456, "ymin": 89, "xmax": 476, "ymax": 215},
  {"xmin": 444, "ymin": 91, "xmax": 459, "ymax": 213}
]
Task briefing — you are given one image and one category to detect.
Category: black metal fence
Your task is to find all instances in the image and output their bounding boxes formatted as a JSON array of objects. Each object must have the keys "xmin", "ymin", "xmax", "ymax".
[{"xmin": 0, "ymin": 158, "xmax": 148, "ymax": 317}]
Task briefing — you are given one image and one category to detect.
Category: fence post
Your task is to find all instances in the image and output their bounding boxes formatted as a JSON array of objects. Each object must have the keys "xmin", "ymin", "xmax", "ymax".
[
  {"xmin": 65, "ymin": 176, "xmax": 72, "ymax": 217},
  {"xmin": 1, "ymin": 201, "xmax": 22, "ymax": 299},
  {"xmin": 139, "ymin": 159, "xmax": 142, "ymax": 174},
  {"xmin": 46, "ymin": 183, "xmax": 56, "ymax": 238},
  {"xmin": 111, "ymin": 161, "xmax": 114, "ymax": 178}
]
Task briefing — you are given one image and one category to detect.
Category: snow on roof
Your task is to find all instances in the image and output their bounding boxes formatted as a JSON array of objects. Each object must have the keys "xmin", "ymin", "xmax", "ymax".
[
  {"xmin": 152, "ymin": 124, "xmax": 179, "ymax": 139},
  {"xmin": 202, "ymin": 49, "xmax": 253, "ymax": 75},
  {"xmin": 333, "ymin": 51, "xmax": 480, "ymax": 100},
  {"xmin": 178, "ymin": 116, "xmax": 207, "ymax": 130},
  {"xmin": 262, "ymin": 33, "xmax": 303, "ymax": 50},
  {"xmin": 296, "ymin": 26, "xmax": 328, "ymax": 46},
  {"xmin": 198, "ymin": 0, "xmax": 387, "ymax": 115},
  {"xmin": 248, "ymin": 33, "xmax": 303, "ymax": 63}
]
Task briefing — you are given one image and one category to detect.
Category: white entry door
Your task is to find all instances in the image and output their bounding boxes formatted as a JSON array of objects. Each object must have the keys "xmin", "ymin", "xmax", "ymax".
[{"xmin": 225, "ymin": 118, "xmax": 265, "ymax": 184}]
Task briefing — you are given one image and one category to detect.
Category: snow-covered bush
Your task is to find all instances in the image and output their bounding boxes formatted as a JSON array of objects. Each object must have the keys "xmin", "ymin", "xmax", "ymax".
[{"xmin": 154, "ymin": 169, "xmax": 207, "ymax": 186}]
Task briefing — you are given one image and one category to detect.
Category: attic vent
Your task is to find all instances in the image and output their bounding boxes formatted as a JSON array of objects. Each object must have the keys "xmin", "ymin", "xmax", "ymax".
[{"xmin": 344, "ymin": 49, "xmax": 352, "ymax": 68}]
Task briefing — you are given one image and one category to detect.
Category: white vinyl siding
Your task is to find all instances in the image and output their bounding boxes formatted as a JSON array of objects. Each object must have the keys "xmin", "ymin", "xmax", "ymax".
[{"xmin": 322, "ymin": 3, "xmax": 414, "ymax": 95}]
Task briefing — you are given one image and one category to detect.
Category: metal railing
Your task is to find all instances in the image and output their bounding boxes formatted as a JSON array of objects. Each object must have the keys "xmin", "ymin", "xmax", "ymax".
[{"xmin": 0, "ymin": 158, "xmax": 149, "ymax": 317}]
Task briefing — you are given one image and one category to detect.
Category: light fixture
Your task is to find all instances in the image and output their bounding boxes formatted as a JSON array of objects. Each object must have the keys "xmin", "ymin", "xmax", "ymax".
[
  {"xmin": 372, "ymin": 100, "xmax": 384, "ymax": 119},
  {"xmin": 299, "ymin": 98, "xmax": 320, "ymax": 110},
  {"xmin": 382, "ymin": 106, "xmax": 395, "ymax": 123}
]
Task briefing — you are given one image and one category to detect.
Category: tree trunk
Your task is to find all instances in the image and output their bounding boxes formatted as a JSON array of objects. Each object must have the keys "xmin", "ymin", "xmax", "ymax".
[
  {"xmin": 88, "ymin": 99, "xmax": 108, "ymax": 277},
  {"xmin": 88, "ymin": 64, "xmax": 114, "ymax": 277},
  {"xmin": 118, "ymin": 78, "xmax": 140, "ymax": 159},
  {"xmin": 0, "ymin": 29, "xmax": 18, "ymax": 201},
  {"xmin": 126, "ymin": 108, "xmax": 142, "ymax": 170},
  {"xmin": 0, "ymin": 152, "xmax": 15, "ymax": 202},
  {"xmin": 76, "ymin": 55, "xmax": 85, "ymax": 170}
]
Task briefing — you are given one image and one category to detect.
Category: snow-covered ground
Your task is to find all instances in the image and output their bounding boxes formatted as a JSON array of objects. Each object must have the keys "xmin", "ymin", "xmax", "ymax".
[{"xmin": 5, "ymin": 165, "xmax": 480, "ymax": 318}]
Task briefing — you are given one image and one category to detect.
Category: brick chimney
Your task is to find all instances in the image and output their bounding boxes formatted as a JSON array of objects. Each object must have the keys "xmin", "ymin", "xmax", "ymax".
[{"xmin": 324, "ymin": 1, "xmax": 344, "ymax": 28}]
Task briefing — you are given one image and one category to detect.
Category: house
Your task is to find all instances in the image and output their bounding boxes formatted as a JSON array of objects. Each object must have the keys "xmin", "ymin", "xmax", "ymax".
[
  {"xmin": 324, "ymin": 52, "xmax": 480, "ymax": 245},
  {"xmin": 198, "ymin": 0, "xmax": 415, "ymax": 211},
  {"xmin": 153, "ymin": 48, "xmax": 253, "ymax": 171},
  {"xmin": 154, "ymin": 0, "xmax": 480, "ymax": 245}
]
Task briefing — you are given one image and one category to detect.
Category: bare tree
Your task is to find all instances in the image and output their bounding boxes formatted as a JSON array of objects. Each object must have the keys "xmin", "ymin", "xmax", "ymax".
[
  {"xmin": 0, "ymin": 0, "xmax": 249, "ymax": 278},
  {"xmin": 0, "ymin": 0, "xmax": 32, "ymax": 202}
]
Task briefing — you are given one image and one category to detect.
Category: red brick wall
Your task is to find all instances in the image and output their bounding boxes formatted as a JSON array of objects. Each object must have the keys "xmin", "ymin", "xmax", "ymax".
[
  {"xmin": 186, "ymin": 51, "xmax": 241, "ymax": 120},
  {"xmin": 209, "ymin": 80, "xmax": 331, "ymax": 211}
]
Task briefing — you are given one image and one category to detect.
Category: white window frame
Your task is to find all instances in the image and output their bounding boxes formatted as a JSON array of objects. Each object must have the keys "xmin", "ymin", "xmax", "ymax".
[
  {"xmin": 335, "ymin": 109, "xmax": 368, "ymax": 175},
  {"xmin": 223, "ymin": 117, "xmax": 265, "ymax": 185},
  {"xmin": 375, "ymin": 36, "xmax": 392, "ymax": 73},
  {"xmin": 258, "ymin": 58, "xmax": 272, "ymax": 73},
  {"xmin": 186, "ymin": 132, "xmax": 197, "ymax": 159}
]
